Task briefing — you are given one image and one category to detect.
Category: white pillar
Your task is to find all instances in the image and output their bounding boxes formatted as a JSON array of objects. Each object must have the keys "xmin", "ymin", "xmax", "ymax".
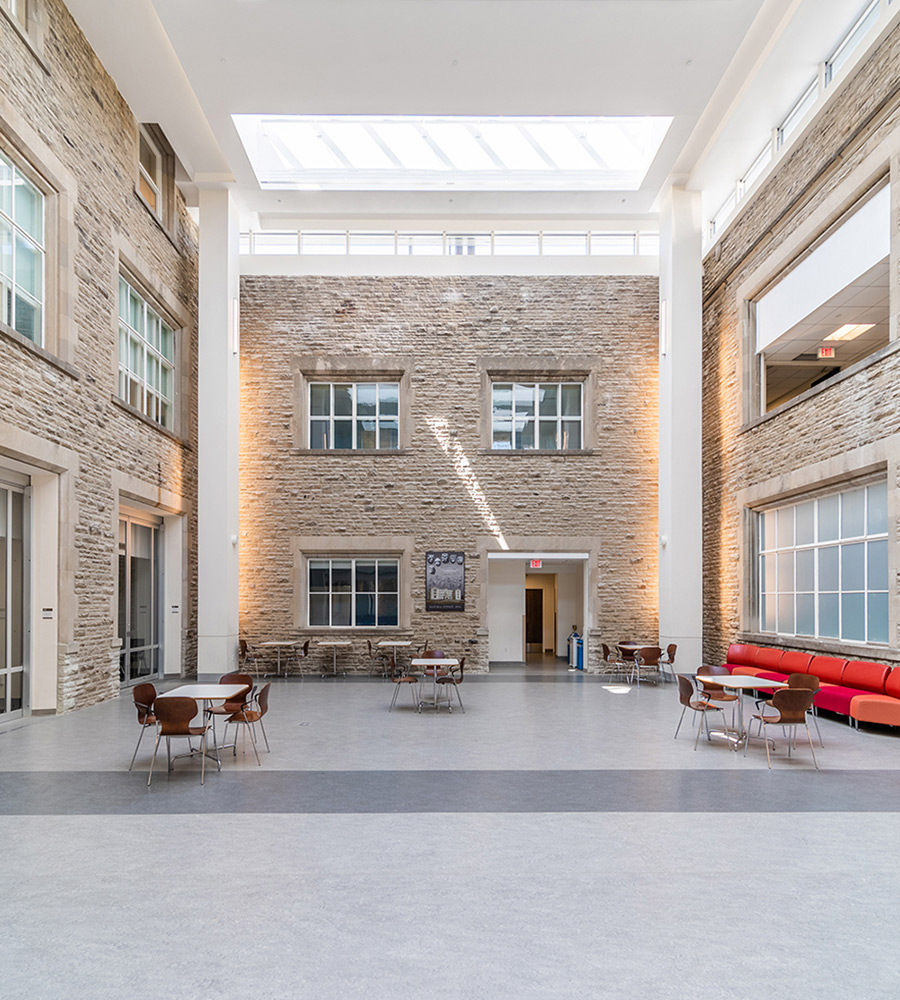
[
  {"xmin": 658, "ymin": 187, "xmax": 703, "ymax": 666},
  {"xmin": 197, "ymin": 188, "xmax": 240, "ymax": 676}
]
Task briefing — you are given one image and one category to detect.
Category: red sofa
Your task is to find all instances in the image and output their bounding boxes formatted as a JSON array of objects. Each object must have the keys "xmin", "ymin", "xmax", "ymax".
[{"xmin": 722, "ymin": 643, "xmax": 899, "ymax": 729}]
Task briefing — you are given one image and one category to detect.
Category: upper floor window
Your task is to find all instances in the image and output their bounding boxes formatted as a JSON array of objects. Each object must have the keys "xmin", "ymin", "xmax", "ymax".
[
  {"xmin": 308, "ymin": 557, "xmax": 399, "ymax": 627},
  {"xmin": 1, "ymin": 0, "xmax": 28, "ymax": 29},
  {"xmin": 309, "ymin": 382, "xmax": 399, "ymax": 450},
  {"xmin": 757, "ymin": 481, "xmax": 888, "ymax": 644},
  {"xmin": 0, "ymin": 147, "xmax": 44, "ymax": 344},
  {"xmin": 118, "ymin": 275, "xmax": 175, "ymax": 430},
  {"xmin": 138, "ymin": 128, "xmax": 162, "ymax": 217},
  {"xmin": 491, "ymin": 382, "xmax": 583, "ymax": 450},
  {"xmin": 752, "ymin": 185, "xmax": 889, "ymax": 414}
]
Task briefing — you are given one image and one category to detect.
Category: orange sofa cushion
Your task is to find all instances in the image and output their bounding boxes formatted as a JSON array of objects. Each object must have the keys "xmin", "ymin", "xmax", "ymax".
[
  {"xmin": 842, "ymin": 660, "xmax": 890, "ymax": 694},
  {"xmin": 730, "ymin": 666, "xmax": 765, "ymax": 677},
  {"xmin": 807, "ymin": 655, "xmax": 848, "ymax": 685},
  {"xmin": 850, "ymin": 694, "xmax": 900, "ymax": 727}
]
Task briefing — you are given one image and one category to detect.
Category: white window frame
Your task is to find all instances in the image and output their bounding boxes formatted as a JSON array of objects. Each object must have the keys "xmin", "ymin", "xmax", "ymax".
[
  {"xmin": 756, "ymin": 481, "xmax": 889, "ymax": 645},
  {"xmin": 307, "ymin": 557, "xmax": 400, "ymax": 628},
  {"xmin": 0, "ymin": 146, "xmax": 45, "ymax": 346},
  {"xmin": 308, "ymin": 381, "xmax": 400, "ymax": 451},
  {"xmin": 137, "ymin": 127, "xmax": 163, "ymax": 218},
  {"xmin": 490, "ymin": 381, "xmax": 584, "ymax": 451},
  {"xmin": 117, "ymin": 274, "xmax": 176, "ymax": 430}
]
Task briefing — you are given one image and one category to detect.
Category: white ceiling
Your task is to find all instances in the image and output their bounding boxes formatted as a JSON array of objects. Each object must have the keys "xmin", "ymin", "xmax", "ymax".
[{"xmin": 64, "ymin": 0, "xmax": 789, "ymax": 228}]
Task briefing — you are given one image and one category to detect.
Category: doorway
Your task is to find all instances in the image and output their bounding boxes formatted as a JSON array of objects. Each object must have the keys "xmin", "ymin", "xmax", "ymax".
[
  {"xmin": 118, "ymin": 512, "xmax": 162, "ymax": 684},
  {"xmin": 525, "ymin": 588, "xmax": 543, "ymax": 653},
  {"xmin": 0, "ymin": 474, "xmax": 28, "ymax": 719}
]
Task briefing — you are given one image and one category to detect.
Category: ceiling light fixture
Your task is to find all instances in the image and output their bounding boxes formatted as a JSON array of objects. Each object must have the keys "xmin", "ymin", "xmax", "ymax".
[{"xmin": 824, "ymin": 323, "xmax": 875, "ymax": 341}]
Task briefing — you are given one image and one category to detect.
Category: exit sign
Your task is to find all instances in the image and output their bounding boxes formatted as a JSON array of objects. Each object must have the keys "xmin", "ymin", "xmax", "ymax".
[
  {"xmin": 818, "ymin": 346, "xmax": 836, "ymax": 359},
  {"xmin": 530, "ymin": 559, "xmax": 542, "ymax": 569}
]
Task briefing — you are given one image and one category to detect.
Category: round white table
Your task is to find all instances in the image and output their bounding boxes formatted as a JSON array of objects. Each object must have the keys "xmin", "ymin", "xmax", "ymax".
[{"xmin": 258, "ymin": 640, "xmax": 300, "ymax": 677}]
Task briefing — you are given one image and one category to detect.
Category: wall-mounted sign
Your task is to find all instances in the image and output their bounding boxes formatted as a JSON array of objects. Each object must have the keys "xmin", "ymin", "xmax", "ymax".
[
  {"xmin": 425, "ymin": 551, "xmax": 465, "ymax": 612},
  {"xmin": 818, "ymin": 346, "xmax": 836, "ymax": 359},
  {"xmin": 530, "ymin": 559, "xmax": 542, "ymax": 569}
]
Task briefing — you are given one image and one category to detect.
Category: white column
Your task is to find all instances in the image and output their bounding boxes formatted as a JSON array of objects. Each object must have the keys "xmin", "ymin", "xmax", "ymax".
[
  {"xmin": 658, "ymin": 186, "xmax": 703, "ymax": 666},
  {"xmin": 197, "ymin": 188, "xmax": 240, "ymax": 676}
]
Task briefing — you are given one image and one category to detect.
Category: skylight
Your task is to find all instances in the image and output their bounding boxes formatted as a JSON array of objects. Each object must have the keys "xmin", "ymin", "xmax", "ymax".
[{"xmin": 232, "ymin": 115, "xmax": 672, "ymax": 192}]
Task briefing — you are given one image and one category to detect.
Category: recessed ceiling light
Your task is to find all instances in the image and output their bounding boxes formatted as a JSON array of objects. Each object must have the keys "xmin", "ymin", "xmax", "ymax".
[{"xmin": 824, "ymin": 323, "xmax": 875, "ymax": 341}]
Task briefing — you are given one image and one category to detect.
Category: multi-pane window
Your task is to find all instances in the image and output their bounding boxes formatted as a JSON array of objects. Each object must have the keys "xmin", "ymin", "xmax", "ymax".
[
  {"xmin": 138, "ymin": 129, "xmax": 162, "ymax": 217},
  {"xmin": 2, "ymin": 0, "xmax": 28, "ymax": 27},
  {"xmin": 758, "ymin": 482, "xmax": 889, "ymax": 644},
  {"xmin": 0, "ymin": 148, "xmax": 44, "ymax": 344},
  {"xmin": 118, "ymin": 276, "xmax": 175, "ymax": 429},
  {"xmin": 309, "ymin": 382, "xmax": 399, "ymax": 450},
  {"xmin": 308, "ymin": 558, "xmax": 399, "ymax": 627},
  {"xmin": 491, "ymin": 382, "xmax": 583, "ymax": 450}
]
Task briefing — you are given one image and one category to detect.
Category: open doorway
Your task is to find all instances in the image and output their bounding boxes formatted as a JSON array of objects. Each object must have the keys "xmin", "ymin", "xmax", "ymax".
[{"xmin": 487, "ymin": 553, "xmax": 586, "ymax": 668}]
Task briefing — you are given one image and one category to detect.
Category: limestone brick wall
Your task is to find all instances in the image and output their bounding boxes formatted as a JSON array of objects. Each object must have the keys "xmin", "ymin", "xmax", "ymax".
[
  {"xmin": 239, "ymin": 275, "xmax": 659, "ymax": 673},
  {"xmin": 0, "ymin": 0, "xmax": 199, "ymax": 710},
  {"xmin": 701, "ymin": 19, "xmax": 900, "ymax": 666}
]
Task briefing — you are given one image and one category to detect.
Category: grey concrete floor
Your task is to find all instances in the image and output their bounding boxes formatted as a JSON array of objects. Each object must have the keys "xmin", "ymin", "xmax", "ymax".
[{"xmin": 2, "ymin": 670, "xmax": 899, "ymax": 999}]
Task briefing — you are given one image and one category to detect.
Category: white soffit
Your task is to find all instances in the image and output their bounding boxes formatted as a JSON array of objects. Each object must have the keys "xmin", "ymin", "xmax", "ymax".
[
  {"xmin": 755, "ymin": 186, "xmax": 890, "ymax": 353},
  {"xmin": 233, "ymin": 115, "xmax": 673, "ymax": 193}
]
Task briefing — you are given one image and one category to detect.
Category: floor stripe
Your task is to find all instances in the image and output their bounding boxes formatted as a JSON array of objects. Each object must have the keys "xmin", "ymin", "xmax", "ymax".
[{"xmin": 1, "ymin": 768, "xmax": 899, "ymax": 815}]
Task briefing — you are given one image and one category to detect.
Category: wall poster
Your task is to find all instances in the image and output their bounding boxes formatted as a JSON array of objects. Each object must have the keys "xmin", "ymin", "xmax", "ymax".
[{"xmin": 425, "ymin": 551, "xmax": 465, "ymax": 612}]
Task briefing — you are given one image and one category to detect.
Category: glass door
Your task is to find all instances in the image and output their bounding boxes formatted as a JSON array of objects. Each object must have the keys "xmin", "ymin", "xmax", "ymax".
[
  {"xmin": 118, "ymin": 515, "xmax": 161, "ymax": 684},
  {"xmin": 0, "ymin": 480, "xmax": 27, "ymax": 719}
]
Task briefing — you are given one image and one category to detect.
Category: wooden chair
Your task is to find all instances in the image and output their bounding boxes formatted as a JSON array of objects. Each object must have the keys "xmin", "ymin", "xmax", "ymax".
[
  {"xmin": 238, "ymin": 638, "xmax": 259, "ymax": 676},
  {"xmin": 675, "ymin": 674, "xmax": 727, "ymax": 750},
  {"xmin": 223, "ymin": 682, "xmax": 271, "ymax": 764},
  {"xmin": 632, "ymin": 646, "xmax": 663, "ymax": 686},
  {"xmin": 660, "ymin": 643, "xmax": 678, "ymax": 682},
  {"xmin": 435, "ymin": 656, "xmax": 466, "ymax": 713},
  {"xmin": 389, "ymin": 661, "xmax": 421, "ymax": 712},
  {"xmin": 696, "ymin": 664, "xmax": 740, "ymax": 728},
  {"xmin": 128, "ymin": 682, "xmax": 157, "ymax": 770},
  {"xmin": 751, "ymin": 687, "xmax": 818, "ymax": 768},
  {"xmin": 148, "ymin": 697, "xmax": 211, "ymax": 785},
  {"xmin": 599, "ymin": 643, "xmax": 620, "ymax": 678},
  {"xmin": 206, "ymin": 673, "xmax": 253, "ymax": 750},
  {"xmin": 367, "ymin": 639, "xmax": 389, "ymax": 678}
]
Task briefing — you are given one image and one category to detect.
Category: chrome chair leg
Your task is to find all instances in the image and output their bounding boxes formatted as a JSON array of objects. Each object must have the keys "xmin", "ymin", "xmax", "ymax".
[
  {"xmin": 258, "ymin": 716, "xmax": 270, "ymax": 752},
  {"xmin": 129, "ymin": 722, "xmax": 150, "ymax": 771},
  {"xmin": 147, "ymin": 730, "xmax": 162, "ymax": 786}
]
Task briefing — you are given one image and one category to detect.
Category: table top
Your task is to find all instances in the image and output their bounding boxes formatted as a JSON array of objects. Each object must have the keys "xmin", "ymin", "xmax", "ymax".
[
  {"xmin": 695, "ymin": 674, "xmax": 787, "ymax": 690},
  {"xmin": 411, "ymin": 657, "xmax": 460, "ymax": 667},
  {"xmin": 617, "ymin": 643, "xmax": 648, "ymax": 651},
  {"xmin": 378, "ymin": 640, "xmax": 413, "ymax": 648},
  {"xmin": 158, "ymin": 684, "xmax": 248, "ymax": 700},
  {"xmin": 259, "ymin": 640, "xmax": 300, "ymax": 648},
  {"xmin": 317, "ymin": 640, "xmax": 353, "ymax": 648}
]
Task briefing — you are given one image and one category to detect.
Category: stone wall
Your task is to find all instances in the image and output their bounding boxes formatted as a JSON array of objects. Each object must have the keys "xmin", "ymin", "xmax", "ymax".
[
  {"xmin": 239, "ymin": 274, "xmax": 659, "ymax": 672},
  {"xmin": 701, "ymin": 19, "xmax": 900, "ymax": 665},
  {"xmin": 0, "ymin": 0, "xmax": 199, "ymax": 710}
]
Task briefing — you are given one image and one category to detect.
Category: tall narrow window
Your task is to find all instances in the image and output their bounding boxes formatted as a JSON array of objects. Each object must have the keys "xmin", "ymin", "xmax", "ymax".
[
  {"xmin": 309, "ymin": 382, "xmax": 399, "ymax": 450},
  {"xmin": 491, "ymin": 382, "xmax": 583, "ymax": 450},
  {"xmin": 0, "ymin": 148, "xmax": 44, "ymax": 344},
  {"xmin": 757, "ymin": 482, "xmax": 889, "ymax": 644},
  {"xmin": 118, "ymin": 275, "xmax": 176, "ymax": 430},
  {"xmin": 138, "ymin": 129, "xmax": 162, "ymax": 217}
]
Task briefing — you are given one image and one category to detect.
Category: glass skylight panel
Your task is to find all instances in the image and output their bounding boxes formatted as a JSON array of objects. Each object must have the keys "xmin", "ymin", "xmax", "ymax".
[
  {"xmin": 478, "ymin": 124, "xmax": 548, "ymax": 170},
  {"xmin": 272, "ymin": 122, "xmax": 342, "ymax": 170},
  {"xmin": 323, "ymin": 123, "xmax": 394, "ymax": 170},
  {"xmin": 427, "ymin": 124, "xmax": 498, "ymax": 171},
  {"xmin": 525, "ymin": 124, "xmax": 597, "ymax": 171},
  {"xmin": 233, "ymin": 114, "xmax": 672, "ymax": 191},
  {"xmin": 372, "ymin": 124, "xmax": 447, "ymax": 171}
]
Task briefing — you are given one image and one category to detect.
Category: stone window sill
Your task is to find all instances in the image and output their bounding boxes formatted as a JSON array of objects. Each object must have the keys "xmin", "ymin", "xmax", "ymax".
[
  {"xmin": 0, "ymin": 322, "xmax": 80, "ymax": 380},
  {"xmin": 111, "ymin": 395, "xmax": 190, "ymax": 447}
]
